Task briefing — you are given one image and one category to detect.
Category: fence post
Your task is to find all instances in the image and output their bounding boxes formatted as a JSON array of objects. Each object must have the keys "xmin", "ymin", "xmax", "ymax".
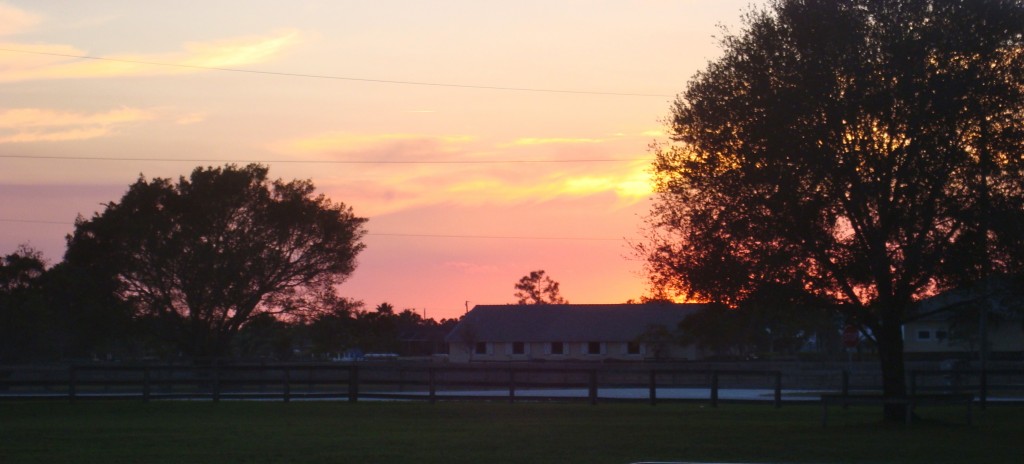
[
  {"xmin": 143, "ymin": 366, "xmax": 151, "ymax": 403},
  {"xmin": 979, "ymin": 368, "xmax": 987, "ymax": 410},
  {"xmin": 429, "ymin": 368, "xmax": 437, "ymax": 404},
  {"xmin": 588, "ymin": 369, "xmax": 598, "ymax": 406},
  {"xmin": 909, "ymin": 370, "xmax": 917, "ymax": 396},
  {"xmin": 710, "ymin": 371, "xmax": 719, "ymax": 408},
  {"xmin": 508, "ymin": 368, "xmax": 516, "ymax": 404},
  {"xmin": 649, "ymin": 370, "xmax": 657, "ymax": 406},
  {"xmin": 212, "ymin": 364, "xmax": 221, "ymax": 403},
  {"xmin": 841, "ymin": 369, "xmax": 851, "ymax": 409},
  {"xmin": 348, "ymin": 365, "xmax": 359, "ymax": 403},
  {"xmin": 68, "ymin": 365, "xmax": 77, "ymax": 402},
  {"xmin": 773, "ymin": 371, "xmax": 782, "ymax": 408},
  {"xmin": 283, "ymin": 367, "xmax": 291, "ymax": 403}
]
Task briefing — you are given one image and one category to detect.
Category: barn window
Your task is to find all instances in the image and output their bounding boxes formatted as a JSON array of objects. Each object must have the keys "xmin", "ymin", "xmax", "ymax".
[
  {"xmin": 916, "ymin": 330, "xmax": 931, "ymax": 341},
  {"xmin": 474, "ymin": 342, "xmax": 489, "ymax": 355},
  {"xmin": 550, "ymin": 342, "xmax": 565, "ymax": 355},
  {"xmin": 512, "ymin": 342, "xmax": 525, "ymax": 355},
  {"xmin": 627, "ymin": 342, "xmax": 641, "ymax": 355},
  {"xmin": 587, "ymin": 342, "xmax": 603, "ymax": 355}
]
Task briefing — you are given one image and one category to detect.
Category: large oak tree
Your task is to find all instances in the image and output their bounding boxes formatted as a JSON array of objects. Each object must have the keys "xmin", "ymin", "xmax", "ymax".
[
  {"xmin": 66, "ymin": 164, "xmax": 367, "ymax": 359},
  {"xmin": 642, "ymin": 0, "xmax": 1024, "ymax": 419}
]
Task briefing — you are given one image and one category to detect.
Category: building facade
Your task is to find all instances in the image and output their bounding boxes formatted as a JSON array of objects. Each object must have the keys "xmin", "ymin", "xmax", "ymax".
[
  {"xmin": 444, "ymin": 303, "xmax": 703, "ymax": 363},
  {"xmin": 904, "ymin": 281, "xmax": 1024, "ymax": 358}
]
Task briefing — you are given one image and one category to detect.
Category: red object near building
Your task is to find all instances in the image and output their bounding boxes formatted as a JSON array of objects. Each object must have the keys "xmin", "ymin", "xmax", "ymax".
[{"xmin": 842, "ymin": 325, "xmax": 860, "ymax": 348}]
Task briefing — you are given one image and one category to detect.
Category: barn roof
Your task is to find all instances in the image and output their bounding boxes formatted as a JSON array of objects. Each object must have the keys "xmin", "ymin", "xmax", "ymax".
[{"xmin": 444, "ymin": 303, "xmax": 704, "ymax": 343}]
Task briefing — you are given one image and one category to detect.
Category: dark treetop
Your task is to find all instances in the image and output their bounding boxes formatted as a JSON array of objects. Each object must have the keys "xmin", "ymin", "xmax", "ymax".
[{"xmin": 65, "ymin": 164, "xmax": 367, "ymax": 359}]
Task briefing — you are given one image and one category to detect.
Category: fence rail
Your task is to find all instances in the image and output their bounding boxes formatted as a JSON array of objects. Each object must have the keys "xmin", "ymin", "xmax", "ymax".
[
  {"xmin": 1, "ymin": 363, "xmax": 1021, "ymax": 406},
  {"xmin": 910, "ymin": 368, "xmax": 1024, "ymax": 408}
]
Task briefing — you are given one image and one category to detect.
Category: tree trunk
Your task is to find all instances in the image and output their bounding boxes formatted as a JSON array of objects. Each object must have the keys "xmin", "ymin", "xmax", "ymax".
[{"xmin": 876, "ymin": 312, "xmax": 908, "ymax": 422}]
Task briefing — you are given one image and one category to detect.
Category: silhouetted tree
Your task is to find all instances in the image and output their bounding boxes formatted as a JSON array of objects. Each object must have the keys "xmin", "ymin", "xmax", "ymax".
[
  {"xmin": 232, "ymin": 313, "xmax": 296, "ymax": 360},
  {"xmin": 737, "ymin": 283, "xmax": 835, "ymax": 356},
  {"xmin": 65, "ymin": 164, "xmax": 367, "ymax": 360},
  {"xmin": 375, "ymin": 302, "xmax": 395, "ymax": 315},
  {"xmin": 0, "ymin": 246, "xmax": 49, "ymax": 362},
  {"xmin": 43, "ymin": 261, "xmax": 138, "ymax": 360},
  {"xmin": 634, "ymin": 324, "xmax": 675, "ymax": 361},
  {"xmin": 350, "ymin": 308, "xmax": 399, "ymax": 353},
  {"xmin": 641, "ymin": 0, "xmax": 1024, "ymax": 420},
  {"xmin": 308, "ymin": 297, "xmax": 364, "ymax": 357},
  {"xmin": 0, "ymin": 245, "xmax": 44, "ymax": 292},
  {"xmin": 678, "ymin": 304, "xmax": 751, "ymax": 358},
  {"xmin": 514, "ymin": 270, "xmax": 568, "ymax": 305}
]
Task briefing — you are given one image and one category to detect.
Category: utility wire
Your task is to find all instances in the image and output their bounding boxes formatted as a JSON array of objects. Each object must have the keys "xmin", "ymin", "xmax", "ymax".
[
  {"xmin": 0, "ymin": 218, "xmax": 631, "ymax": 242},
  {"xmin": 0, "ymin": 48, "xmax": 673, "ymax": 98},
  {"xmin": 0, "ymin": 154, "xmax": 650, "ymax": 164}
]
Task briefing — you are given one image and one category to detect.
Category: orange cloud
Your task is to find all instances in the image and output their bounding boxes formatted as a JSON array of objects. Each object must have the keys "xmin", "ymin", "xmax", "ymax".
[
  {"xmin": 504, "ymin": 137, "xmax": 604, "ymax": 147},
  {"xmin": 282, "ymin": 130, "xmax": 654, "ymax": 217},
  {"xmin": 174, "ymin": 112, "xmax": 207, "ymax": 125},
  {"xmin": 444, "ymin": 160, "xmax": 653, "ymax": 204},
  {"xmin": 179, "ymin": 31, "xmax": 299, "ymax": 68},
  {"xmin": 0, "ymin": 107, "xmax": 156, "ymax": 143},
  {"xmin": 0, "ymin": 30, "xmax": 299, "ymax": 83},
  {"xmin": 441, "ymin": 261, "xmax": 500, "ymax": 275},
  {"xmin": 281, "ymin": 132, "xmax": 474, "ymax": 157}
]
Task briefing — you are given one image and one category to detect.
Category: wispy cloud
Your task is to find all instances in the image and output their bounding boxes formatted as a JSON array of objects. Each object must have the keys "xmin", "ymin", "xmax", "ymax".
[
  {"xmin": 0, "ymin": 107, "xmax": 156, "ymax": 143},
  {"xmin": 283, "ymin": 130, "xmax": 654, "ymax": 216},
  {"xmin": 179, "ymin": 31, "xmax": 298, "ymax": 68},
  {"xmin": 443, "ymin": 160, "xmax": 653, "ymax": 204},
  {"xmin": 0, "ymin": 4, "xmax": 39, "ymax": 36},
  {"xmin": 505, "ymin": 137, "xmax": 604, "ymax": 147},
  {"xmin": 279, "ymin": 132, "xmax": 475, "ymax": 160},
  {"xmin": 0, "ymin": 29, "xmax": 299, "ymax": 83},
  {"xmin": 440, "ymin": 261, "xmax": 500, "ymax": 275},
  {"xmin": 174, "ymin": 112, "xmax": 207, "ymax": 125},
  {"xmin": 0, "ymin": 107, "xmax": 154, "ymax": 128}
]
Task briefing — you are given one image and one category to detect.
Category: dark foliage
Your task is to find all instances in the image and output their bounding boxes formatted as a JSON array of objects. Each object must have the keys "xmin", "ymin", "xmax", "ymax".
[
  {"xmin": 0, "ymin": 246, "xmax": 49, "ymax": 362},
  {"xmin": 513, "ymin": 270, "xmax": 568, "ymax": 305},
  {"xmin": 64, "ymin": 164, "xmax": 367, "ymax": 359},
  {"xmin": 641, "ymin": 0, "xmax": 1024, "ymax": 419}
]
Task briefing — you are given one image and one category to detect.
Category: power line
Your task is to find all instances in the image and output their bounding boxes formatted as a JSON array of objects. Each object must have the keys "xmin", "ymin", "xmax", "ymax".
[
  {"xmin": 0, "ymin": 154, "xmax": 650, "ymax": 164},
  {"xmin": 0, "ymin": 48, "xmax": 672, "ymax": 98},
  {"xmin": 0, "ymin": 218, "xmax": 632, "ymax": 242}
]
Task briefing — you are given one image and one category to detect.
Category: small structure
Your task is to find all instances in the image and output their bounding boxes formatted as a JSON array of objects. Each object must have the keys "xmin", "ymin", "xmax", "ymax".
[
  {"xmin": 444, "ymin": 303, "xmax": 703, "ymax": 362},
  {"xmin": 904, "ymin": 279, "xmax": 1024, "ymax": 359}
]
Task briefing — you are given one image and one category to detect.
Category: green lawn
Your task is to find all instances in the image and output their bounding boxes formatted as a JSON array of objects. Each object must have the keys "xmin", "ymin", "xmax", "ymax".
[{"xmin": 1, "ymin": 400, "xmax": 1020, "ymax": 463}]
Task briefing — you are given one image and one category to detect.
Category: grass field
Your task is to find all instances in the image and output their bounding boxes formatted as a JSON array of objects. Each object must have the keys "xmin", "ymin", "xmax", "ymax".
[{"xmin": 1, "ymin": 400, "xmax": 1021, "ymax": 463}]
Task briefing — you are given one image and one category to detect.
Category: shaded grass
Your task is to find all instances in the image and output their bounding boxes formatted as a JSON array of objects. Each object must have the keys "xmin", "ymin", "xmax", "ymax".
[{"xmin": 0, "ymin": 400, "xmax": 1021, "ymax": 463}]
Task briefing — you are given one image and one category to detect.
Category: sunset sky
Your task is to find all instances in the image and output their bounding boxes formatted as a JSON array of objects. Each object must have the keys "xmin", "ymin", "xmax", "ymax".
[{"xmin": 0, "ymin": 0, "xmax": 764, "ymax": 320}]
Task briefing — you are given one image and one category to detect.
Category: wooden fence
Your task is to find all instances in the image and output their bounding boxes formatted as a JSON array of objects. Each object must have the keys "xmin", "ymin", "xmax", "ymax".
[
  {"xmin": 910, "ymin": 368, "xmax": 1024, "ymax": 409},
  {"xmin": 1, "ymin": 363, "xmax": 1020, "ymax": 406},
  {"xmin": 0, "ymin": 364, "xmax": 786, "ymax": 406}
]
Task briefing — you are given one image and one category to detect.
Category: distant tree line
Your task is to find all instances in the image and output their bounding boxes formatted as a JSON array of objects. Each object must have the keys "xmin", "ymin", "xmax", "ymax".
[{"xmin": 0, "ymin": 245, "xmax": 456, "ymax": 363}]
